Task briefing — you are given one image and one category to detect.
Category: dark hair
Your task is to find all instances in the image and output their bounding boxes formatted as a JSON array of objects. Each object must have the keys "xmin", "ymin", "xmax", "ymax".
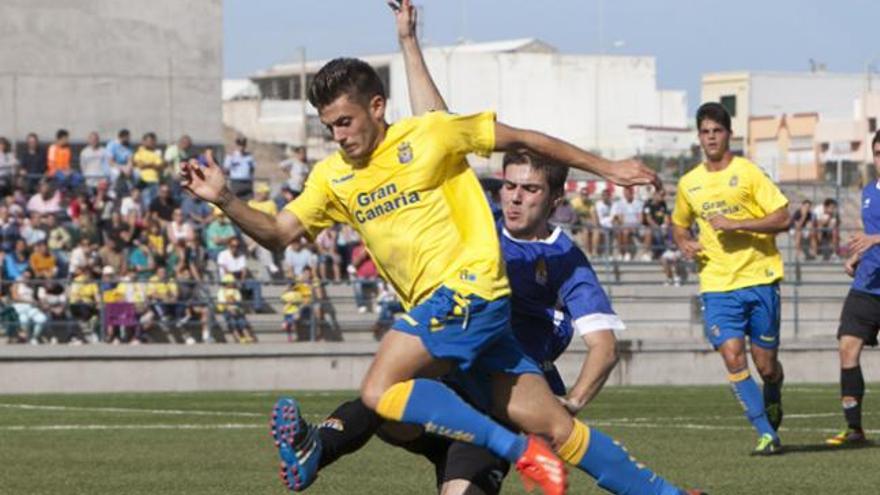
[
  {"xmin": 872, "ymin": 130, "xmax": 880, "ymax": 150},
  {"xmin": 235, "ymin": 136, "xmax": 247, "ymax": 147},
  {"xmin": 143, "ymin": 132, "xmax": 157, "ymax": 141},
  {"xmin": 801, "ymin": 199, "xmax": 812, "ymax": 205},
  {"xmin": 56, "ymin": 129, "xmax": 69, "ymax": 140},
  {"xmin": 308, "ymin": 58, "xmax": 386, "ymax": 109},
  {"xmin": 502, "ymin": 150, "xmax": 568, "ymax": 195},
  {"xmin": 823, "ymin": 198, "xmax": 837, "ymax": 208},
  {"xmin": 696, "ymin": 102, "xmax": 732, "ymax": 132},
  {"xmin": 118, "ymin": 129, "xmax": 130, "ymax": 138},
  {"xmin": 0, "ymin": 137, "xmax": 9, "ymax": 152}
]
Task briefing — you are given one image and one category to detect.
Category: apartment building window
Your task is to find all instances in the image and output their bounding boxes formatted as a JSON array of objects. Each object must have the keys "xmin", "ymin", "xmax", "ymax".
[{"xmin": 720, "ymin": 95, "xmax": 737, "ymax": 117}]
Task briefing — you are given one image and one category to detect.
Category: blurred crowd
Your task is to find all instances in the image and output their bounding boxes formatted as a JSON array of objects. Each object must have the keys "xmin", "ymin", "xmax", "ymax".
[{"xmin": 0, "ymin": 129, "xmax": 384, "ymax": 346}]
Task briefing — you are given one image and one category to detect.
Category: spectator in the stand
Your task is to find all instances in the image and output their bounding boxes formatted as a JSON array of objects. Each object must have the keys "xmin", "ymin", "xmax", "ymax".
[
  {"xmin": 116, "ymin": 272, "xmax": 151, "ymax": 344},
  {"xmin": 93, "ymin": 180, "xmax": 116, "ymax": 230},
  {"xmin": 21, "ymin": 213, "xmax": 47, "ymax": 247},
  {"xmin": 26, "ymin": 180, "xmax": 62, "ymax": 216},
  {"xmin": 349, "ymin": 240, "xmax": 378, "ymax": 313},
  {"xmin": 0, "ymin": 137, "xmax": 18, "ymax": 196},
  {"xmin": 593, "ymin": 188, "xmax": 616, "ymax": 258},
  {"xmin": 18, "ymin": 133, "xmax": 46, "ymax": 193},
  {"xmin": 176, "ymin": 266, "xmax": 211, "ymax": 343},
  {"xmin": 612, "ymin": 186, "xmax": 644, "ymax": 261},
  {"xmin": 69, "ymin": 266, "xmax": 100, "ymax": 341},
  {"xmin": 184, "ymin": 238, "xmax": 205, "ymax": 281},
  {"xmin": 336, "ymin": 224, "xmax": 360, "ymax": 278},
  {"xmin": 46, "ymin": 214, "xmax": 72, "ymax": 275},
  {"xmin": 146, "ymin": 266, "xmax": 178, "ymax": 334},
  {"xmin": 246, "ymin": 182, "xmax": 280, "ymax": 278},
  {"xmin": 570, "ymin": 187, "xmax": 595, "ymax": 256},
  {"xmin": 217, "ymin": 236, "xmax": 265, "ymax": 311},
  {"xmin": 4, "ymin": 239, "xmax": 30, "ymax": 282},
  {"xmin": 790, "ymin": 199, "xmax": 817, "ymax": 260},
  {"xmin": 315, "ymin": 227, "xmax": 342, "ymax": 282},
  {"xmin": 181, "ymin": 193, "xmax": 213, "ymax": 233},
  {"xmin": 815, "ymin": 198, "xmax": 840, "ymax": 259},
  {"xmin": 279, "ymin": 145, "xmax": 310, "ymax": 194},
  {"xmin": 642, "ymin": 187, "xmax": 670, "ymax": 261},
  {"xmin": 145, "ymin": 220, "xmax": 167, "ymax": 267},
  {"xmin": 128, "ymin": 235, "xmax": 156, "ymax": 280},
  {"xmin": 0, "ymin": 205, "xmax": 20, "ymax": 253},
  {"xmin": 47, "ymin": 129, "xmax": 81, "ymax": 190},
  {"xmin": 204, "ymin": 211, "xmax": 236, "ymax": 260},
  {"xmin": 68, "ymin": 237, "xmax": 95, "ymax": 276},
  {"xmin": 372, "ymin": 281, "xmax": 403, "ymax": 341},
  {"xmin": 98, "ymin": 236, "xmax": 127, "ymax": 275},
  {"xmin": 149, "ymin": 183, "xmax": 178, "ymax": 225},
  {"xmin": 550, "ymin": 197, "xmax": 577, "ymax": 236},
  {"xmin": 223, "ymin": 136, "xmax": 255, "ymax": 198},
  {"xmin": 133, "ymin": 132, "xmax": 165, "ymax": 205},
  {"xmin": 29, "ymin": 241, "xmax": 57, "ymax": 280},
  {"xmin": 105, "ymin": 211, "xmax": 134, "ymax": 247},
  {"xmin": 284, "ymin": 237, "xmax": 318, "ymax": 279},
  {"xmin": 11, "ymin": 269, "xmax": 47, "ymax": 344},
  {"xmin": 106, "ymin": 129, "xmax": 133, "ymax": 184},
  {"xmin": 38, "ymin": 281, "xmax": 78, "ymax": 344},
  {"xmin": 79, "ymin": 131, "xmax": 109, "ymax": 188},
  {"xmin": 216, "ymin": 273, "xmax": 257, "ymax": 343},
  {"xmin": 280, "ymin": 278, "xmax": 309, "ymax": 342},
  {"xmin": 120, "ymin": 185, "xmax": 144, "ymax": 220},
  {"xmin": 274, "ymin": 185, "xmax": 298, "ymax": 212},
  {"xmin": 163, "ymin": 134, "xmax": 195, "ymax": 184},
  {"xmin": 166, "ymin": 208, "xmax": 195, "ymax": 244}
]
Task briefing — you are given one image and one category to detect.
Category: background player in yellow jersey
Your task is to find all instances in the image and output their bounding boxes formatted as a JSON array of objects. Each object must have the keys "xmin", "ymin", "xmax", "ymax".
[
  {"xmin": 180, "ymin": 9, "xmax": 701, "ymax": 490},
  {"xmin": 672, "ymin": 102, "xmax": 790, "ymax": 455}
]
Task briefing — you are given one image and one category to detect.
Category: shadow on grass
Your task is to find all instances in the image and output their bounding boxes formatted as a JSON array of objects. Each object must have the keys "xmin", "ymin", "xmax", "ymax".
[{"xmin": 781, "ymin": 441, "xmax": 878, "ymax": 455}]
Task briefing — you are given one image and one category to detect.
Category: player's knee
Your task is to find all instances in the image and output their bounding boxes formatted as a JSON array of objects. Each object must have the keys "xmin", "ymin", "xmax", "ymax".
[
  {"xmin": 720, "ymin": 349, "xmax": 747, "ymax": 372},
  {"xmin": 359, "ymin": 378, "xmax": 387, "ymax": 411}
]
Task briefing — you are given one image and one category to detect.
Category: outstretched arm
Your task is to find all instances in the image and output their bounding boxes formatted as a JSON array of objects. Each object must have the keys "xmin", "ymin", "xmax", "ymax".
[
  {"xmin": 180, "ymin": 157, "xmax": 303, "ymax": 251},
  {"xmin": 494, "ymin": 123, "xmax": 660, "ymax": 187},
  {"xmin": 389, "ymin": 0, "xmax": 447, "ymax": 114}
]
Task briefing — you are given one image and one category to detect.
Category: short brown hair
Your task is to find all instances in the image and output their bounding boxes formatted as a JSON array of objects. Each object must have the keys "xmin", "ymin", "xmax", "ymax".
[{"xmin": 502, "ymin": 150, "xmax": 568, "ymax": 195}]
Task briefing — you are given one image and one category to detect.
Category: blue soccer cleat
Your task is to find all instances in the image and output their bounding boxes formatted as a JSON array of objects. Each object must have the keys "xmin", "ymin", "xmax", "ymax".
[{"xmin": 271, "ymin": 397, "xmax": 322, "ymax": 491}]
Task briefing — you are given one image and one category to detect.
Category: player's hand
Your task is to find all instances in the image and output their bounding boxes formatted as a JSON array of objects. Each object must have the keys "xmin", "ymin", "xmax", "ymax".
[
  {"xmin": 557, "ymin": 396, "xmax": 582, "ymax": 416},
  {"xmin": 180, "ymin": 156, "xmax": 227, "ymax": 205},
  {"xmin": 848, "ymin": 232, "xmax": 880, "ymax": 257},
  {"xmin": 387, "ymin": 0, "xmax": 417, "ymax": 41},
  {"xmin": 844, "ymin": 255, "xmax": 860, "ymax": 277},
  {"xmin": 679, "ymin": 239, "xmax": 703, "ymax": 260},
  {"xmin": 707, "ymin": 214, "xmax": 738, "ymax": 232},
  {"xmin": 605, "ymin": 158, "xmax": 661, "ymax": 189}
]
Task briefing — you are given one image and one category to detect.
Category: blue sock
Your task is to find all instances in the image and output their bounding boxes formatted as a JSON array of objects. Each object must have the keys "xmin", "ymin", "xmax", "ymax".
[
  {"xmin": 566, "ymin": 422, "xmax": 681, "ymax": 495},
  {"xmin": 729, "ymin": 370, "xmax": 776, "ymax": 438},
  {"xmin": 375, "ymin": 378, "xmax": 526, "ymax": 462}
]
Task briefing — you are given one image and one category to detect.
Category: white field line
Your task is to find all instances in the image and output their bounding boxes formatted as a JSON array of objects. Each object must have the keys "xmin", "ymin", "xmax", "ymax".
[
  {"xmin": 0, "ymin": 402, "xmax": 330, "ymax": 419},
  {"xmin": 0, "ymin": 423, "xmax": 262, "ymax": 431}
]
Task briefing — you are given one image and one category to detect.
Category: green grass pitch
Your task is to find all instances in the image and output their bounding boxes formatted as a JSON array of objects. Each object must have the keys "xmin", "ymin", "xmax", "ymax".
[{"xmin": 1, "ymin": 385, "xmax": 877, "ymax": 494}]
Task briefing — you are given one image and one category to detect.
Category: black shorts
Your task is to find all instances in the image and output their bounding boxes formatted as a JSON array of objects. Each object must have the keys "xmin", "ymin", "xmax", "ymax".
[
  {"xmin": 376, "ymin": 427, "xmax": 510, "ymax": 494},
  {"xmin": 838, "ymin": 289, "xmax": 880, "ymax": 346}
]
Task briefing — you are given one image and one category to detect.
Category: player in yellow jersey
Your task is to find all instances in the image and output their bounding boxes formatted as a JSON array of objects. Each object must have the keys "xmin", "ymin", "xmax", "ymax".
[
  {"xmin": 672, "ymin": 102, "xmax": 790, "ymax": 455},
  {"xmin": 181, "ymin": 14, "xmax": 696, "ymax": 491}
]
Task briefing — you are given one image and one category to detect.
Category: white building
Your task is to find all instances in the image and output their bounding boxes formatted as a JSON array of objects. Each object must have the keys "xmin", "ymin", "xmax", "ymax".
[{"xmin": 224, "ymin": 38, "xmax": 689, "ymax": 170}]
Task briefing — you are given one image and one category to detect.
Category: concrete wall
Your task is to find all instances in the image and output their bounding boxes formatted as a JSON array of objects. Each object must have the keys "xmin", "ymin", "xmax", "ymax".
[
  {"xmin": 2, "ymin": 340, "xmax": 876, "ymax": 394},
  {"xmin": 0, "ymin": 0, "xmax": 222, "ymax": 144}
]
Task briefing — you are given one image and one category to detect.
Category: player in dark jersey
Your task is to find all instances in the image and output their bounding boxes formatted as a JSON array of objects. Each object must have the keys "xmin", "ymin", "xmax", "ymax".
[{"xmin": 826, "ymin": 130, "xmax": 880, "ymax": 447}]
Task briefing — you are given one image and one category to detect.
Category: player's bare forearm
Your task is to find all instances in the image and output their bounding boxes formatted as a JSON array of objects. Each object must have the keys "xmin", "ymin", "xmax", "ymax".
[
  {"xmin": 730, "ymin": 207, "xmax": 791, "ymax": 234},
  {"xmin": 672, "ymin": 224, "xmax": 693, "ymax": 249},
  {"xmin": 496, "ymin": 124, "xmax": 611, "ymax": 176},
  {"xmin": 399, "ymin": 36, "xmax": 447, "ymax": 115},
  {"xmin": 215, "ymin": 188, "xmax": 303, "ymax": 251},
  {"xmin": 567, "ymin": 331, "xmax": 619, "ymax": 411}
]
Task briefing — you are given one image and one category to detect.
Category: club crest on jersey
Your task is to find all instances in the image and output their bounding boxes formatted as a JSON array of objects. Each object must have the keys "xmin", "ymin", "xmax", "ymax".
[
  {"xmin": 729, "ymin": 175, "xmax": 739, "ymax": 187},
  {"xmin": 397, "ymin": 141, "xmax": 413, "ymax": 164},
  {"xmin": 865, "ymin": 198, "xmax": 871, "ymax": 209},
  {"xmin": 535, "ymin": 258, "xmax": 548, "ymax": 286}
]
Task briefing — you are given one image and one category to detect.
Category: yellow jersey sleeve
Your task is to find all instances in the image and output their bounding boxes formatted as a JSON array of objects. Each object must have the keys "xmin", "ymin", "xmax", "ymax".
[
  {"xmin": 424, "ymin": 111, "xmax": 496, "ymax": 158},
  {"xmin": 749, "ymin": 165, "xmax": 789, "ymax": 214},
  {"xmin": 283, "ymin": 164, "xmax": 350, "ymax": 239},
  {"xmin": 671, "ymin": 180, "xmax": 695, "ymax": 228}
]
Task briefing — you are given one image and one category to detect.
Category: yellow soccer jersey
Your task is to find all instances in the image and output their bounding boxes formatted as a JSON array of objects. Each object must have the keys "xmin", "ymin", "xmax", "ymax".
[
  {"xmin": 285, "ymin": 111, "xmax": 508, "ymax": 309},
  {"xmin": 672, "ymin": 156, "xmax": 789, "ymax": 293}
]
